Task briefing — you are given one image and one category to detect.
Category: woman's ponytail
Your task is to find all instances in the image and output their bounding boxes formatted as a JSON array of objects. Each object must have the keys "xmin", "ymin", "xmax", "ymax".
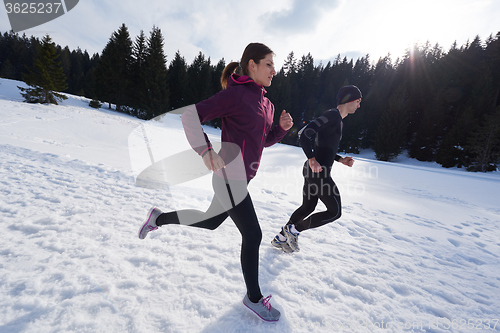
[{"xmin": 220, "ymin": 62, "xmax": 240, "ymax": 89}]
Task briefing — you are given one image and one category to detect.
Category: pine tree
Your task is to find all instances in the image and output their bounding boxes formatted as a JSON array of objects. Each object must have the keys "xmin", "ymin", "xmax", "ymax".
[
  {"xmin": 281, "ymin": 52, "xmax": 300, "ymax": 126},
  {"xmin": 351, "ymin": 55, "xmax": 374, "ymax": 149},
  {"xmin": 167, "ymin": 51, "xmax": 189, "ymax": 110},
  {"xmin": 316, "ymin": 61, "xmax": 335, "ymax": 112},
  {"xmin": 95, "ymin": 24, "xmax": 133, "ymax": 111},
  {"xmin": 363, "ymin": 56, "xmax": 395, "ymax": 146},
  {"xmin": 0, "ymin": 31, "xmax": 38, "ymax": 81},
  {"xmin": 0, "ymin": 58, "xmax": 15, "ymax": 78},
  {"xmin": 282, "ymin": 51, "xmax": 297, "ymax": 76},
  {"xmin": 435, "ymin": 107, "xmax": 476, "ymax": 168},
  {"xmin": 187, "ymin": 52, "xmax": 212, "ymax": 104},
  {"xmin": 373, "ymin": 87, "xmax": 409, "ymax": 161},
  {"xmin": 267, "ymin": 67, "xmax": 295, "ymax": 144},
  {"xmin": 485, "ymin": 32, "xmax": 500, "ymax": 110},
  {"xmin": 143, "ymin": 26, "xmax": 169, "ymax": 119},
  {"xmin": 207, "ymin": 58, "xmax": 225, "ymax": 128},
  {"xmin": 297, "ymin": 53, "xmax": 318, "ymax": 121},
  {"xmin": 59, "ymin": 46, "xmax": 71, "ymax": 90},
  {"xmin": 68, "ymin": 48, "xmax": 88, "ymax": 96},
  {"xmin": 352, "ymin": 55, "xmax": 372, "ymax": 90},
  {"xmin": 466, "ymin": 107, "xmax": 500, "ymax": 172},
  {"xmin": 130, "ymin": 30, "xmax": 148, "ymax": 118},
  {"xmin": 86, "ymin": 53, "xmax": 100, "ymax": 100},
  {"xmin": 18, "ymin": 34, "xmax": 67, "ymax": 104},
  {"xmin": 94, "ymin": 41, "xmax": 113, "ymax": 109},
  {"xmin": 211, "ymin": 58, "xmax": 225, "ymax": 94}
]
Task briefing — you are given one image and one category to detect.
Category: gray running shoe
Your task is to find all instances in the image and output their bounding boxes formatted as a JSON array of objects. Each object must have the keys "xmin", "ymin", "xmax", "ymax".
[
  {"xmin": 138, "ymin": 207, "xmax": 162, "ymax": 239},
  {"xmin": 243, "ymin": 294, "xmax": 280, "ymax": 322},
  {"xmin": 282, "ymin": 225, "xmax": 300, "ymax": 252},
  {"xmin": 271, "ymin": 235, "xmax": 293, "ymax": 253}
]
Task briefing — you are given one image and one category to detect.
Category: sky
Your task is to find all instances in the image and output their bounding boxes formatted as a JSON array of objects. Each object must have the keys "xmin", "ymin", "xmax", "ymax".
[{"xmin": 1, "ymin": 0, "xmax": 500, "ymax": 68}]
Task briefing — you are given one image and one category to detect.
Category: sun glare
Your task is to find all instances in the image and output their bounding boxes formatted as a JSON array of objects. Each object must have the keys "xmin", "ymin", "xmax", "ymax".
[{"xmin": 347, "ymin": 0, "xmax": 484, "ymax": 60}]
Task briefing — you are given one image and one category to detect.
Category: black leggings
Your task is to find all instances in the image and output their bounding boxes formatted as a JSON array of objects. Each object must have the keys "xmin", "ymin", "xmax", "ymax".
[
  {"xmin": 156, "ymin": 175, "xmax": 263, "ymax": 302},
  {"xmin": 287, "ymin": 162, "xmax": 342, "ymax": 232}
]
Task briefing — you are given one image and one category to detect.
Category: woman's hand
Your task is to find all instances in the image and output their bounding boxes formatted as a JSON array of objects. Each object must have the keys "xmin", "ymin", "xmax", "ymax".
[
  {"xmin": 280, "ymin": 110, "xmax": 293, "ymax": 130},
  {"xmin": 308, "ymin": 157, "xmax": 323, "ymax": 173},
  {"xmin": 202, "ymin": 150, "xmax": 225, "ymax": 171}
]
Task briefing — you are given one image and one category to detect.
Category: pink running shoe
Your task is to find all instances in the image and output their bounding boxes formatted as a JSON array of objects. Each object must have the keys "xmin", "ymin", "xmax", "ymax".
[
  {"xmin": 138, "ymin": 207, "xmax": 162, "ymax": 239},
  {"xmin": 243, "ymin": 294, "xmax": 280, "ymax": 322}
]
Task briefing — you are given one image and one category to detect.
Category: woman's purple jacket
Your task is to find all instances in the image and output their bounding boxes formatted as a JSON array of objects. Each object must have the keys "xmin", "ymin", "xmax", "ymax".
[{"xmin": 183, "ymin": 73, "xmax": 288, "ymax": 181}]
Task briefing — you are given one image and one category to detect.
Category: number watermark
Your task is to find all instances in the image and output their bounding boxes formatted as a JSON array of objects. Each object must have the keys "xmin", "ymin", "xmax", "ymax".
[{"xmin": 3, "ymin": 0, "xmax": 79, "ymax": 32}]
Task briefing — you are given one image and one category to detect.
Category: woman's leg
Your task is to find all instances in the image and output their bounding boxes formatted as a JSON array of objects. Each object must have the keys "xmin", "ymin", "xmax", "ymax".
[
  {"xmin": 156, "ymin": 175, "xmax": 263, "ymax": 301},
  {"xmin": 226, "ymin": 194, "xmax": 263, "ymax": 302},
  {"xmin": 210, "ymin": 175, "xmax": 263, "ymax": 302},
  {"xmin": 155, "ymin": 175, "xmax": 234, "ymax": 230},
  {"xmin": 155, "ymin": 197, "xmax": 229, "ymax": 230}
]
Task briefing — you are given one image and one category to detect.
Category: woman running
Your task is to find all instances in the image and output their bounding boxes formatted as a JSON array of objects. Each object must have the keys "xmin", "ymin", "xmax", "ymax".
[
  {"xmin": 272, "ymin": 85, "xmax": 362, "ymax": 253},
  {"xmin": 138, "ymin": 43, "xmax": 293, "ymax": 322}
]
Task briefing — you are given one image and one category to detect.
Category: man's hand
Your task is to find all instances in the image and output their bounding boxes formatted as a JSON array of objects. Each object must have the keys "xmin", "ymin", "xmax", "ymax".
[
  {"xmin": 339, "ymin": 156, "xmax": 354, "ymax": 167},
  {"xmin": 308, "ymin": 157, "xmax": 323, "ymax": 173},
  {"xmin": 279, "ymin": 110, "xmax": 293, "ymax": 130},
  {"xmin": 202, "ymin": 150, "xmax": 225, "ymax": 171}
]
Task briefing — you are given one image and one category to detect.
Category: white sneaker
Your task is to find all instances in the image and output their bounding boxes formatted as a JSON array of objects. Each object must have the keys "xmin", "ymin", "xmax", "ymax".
[
  {"xmin": 243, "ymin": 294, "xmax": 280, "ymax": 322},
  {"xmin": 138, "ymin": 207, "xmax": 162, "ymax": 239},
  {"xmin": 282, "ymin": 225, "xmax": 300, "ymax": 252},
  {"xmin": 271, "ymin": 235, "xmax": 293, "ymax": 253}
]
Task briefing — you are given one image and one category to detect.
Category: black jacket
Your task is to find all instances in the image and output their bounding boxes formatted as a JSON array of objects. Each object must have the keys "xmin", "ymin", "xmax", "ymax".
[{"xmin": 298, "ymin": 109, "xmax": 342, "ymax": 171}]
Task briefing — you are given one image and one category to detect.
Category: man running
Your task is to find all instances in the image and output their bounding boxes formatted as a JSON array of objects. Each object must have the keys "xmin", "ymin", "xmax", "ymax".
[{"xmin": 272, "ymin": 85, "xmax": 362, "ymax": 253}]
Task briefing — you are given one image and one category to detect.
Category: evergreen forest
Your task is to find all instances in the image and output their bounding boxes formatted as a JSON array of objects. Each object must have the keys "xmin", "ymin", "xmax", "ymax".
[{"xmin": 1, "ymin": 25, "xmax": 499, "ymax": 171}]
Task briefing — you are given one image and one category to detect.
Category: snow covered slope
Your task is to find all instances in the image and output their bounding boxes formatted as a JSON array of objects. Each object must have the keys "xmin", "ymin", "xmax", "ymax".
[{"xmin": 1, "ymin": 78, "xmax": 499, "ymax": 333}]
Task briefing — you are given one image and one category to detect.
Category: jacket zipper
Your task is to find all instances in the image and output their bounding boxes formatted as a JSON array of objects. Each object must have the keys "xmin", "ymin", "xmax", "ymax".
[
  {"xmin": 257, "ymin": 100, "xmax": 267, "ymax": 168},
  {"xmin": 241, "ymin": 140, "xmax": 245, "ymax": 160}
]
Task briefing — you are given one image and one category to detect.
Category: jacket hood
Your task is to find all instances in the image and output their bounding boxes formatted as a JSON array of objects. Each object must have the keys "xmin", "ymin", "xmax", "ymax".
[
  {"xmin": 228, "ymin": 73, "xmax": 266, "ymax": 95},
  {"xmin": 229, "ymin": 73, "xmax": 253, "ymax": 85}
]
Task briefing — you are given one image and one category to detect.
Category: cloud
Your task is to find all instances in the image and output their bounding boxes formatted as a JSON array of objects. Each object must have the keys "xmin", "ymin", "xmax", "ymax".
[{"xmin": 261, "ymin": 0, "xmax": 342, "ymax": 34}]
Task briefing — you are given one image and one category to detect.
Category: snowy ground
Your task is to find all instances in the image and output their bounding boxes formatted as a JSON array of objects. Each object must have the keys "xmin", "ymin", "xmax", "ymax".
[{"xmin": 1, "ymin": 78, "xmax": 500, "ymax": 333}]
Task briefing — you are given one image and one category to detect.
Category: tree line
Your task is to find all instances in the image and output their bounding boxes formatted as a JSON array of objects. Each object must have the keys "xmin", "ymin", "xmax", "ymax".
[
  {"xmin": 271, "ymin": 36, "xmax": 500, "ymax": 172},
  {"xmin": 1, "ymin": 25, "xmax": 499, "ymax": 171}
]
